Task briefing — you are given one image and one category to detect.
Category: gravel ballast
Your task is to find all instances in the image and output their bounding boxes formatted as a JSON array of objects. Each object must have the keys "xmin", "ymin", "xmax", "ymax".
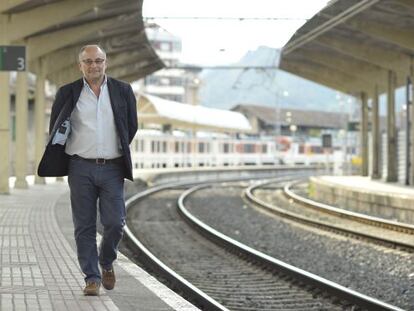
[{"xmin": 185, "ymin": 185, "xmax": 414, "ymax": 310}]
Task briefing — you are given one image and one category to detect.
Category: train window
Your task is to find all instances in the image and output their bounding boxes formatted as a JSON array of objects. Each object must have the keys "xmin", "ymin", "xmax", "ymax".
[
  {"xmin": 262, "ymin": 144, "xmax": 267, "ymax": 153},
  {"xmin": 187, "ymin": 142, "xmax": 191, "ymax": 153},
  {"xmin": 223, "ymin": 143, "xmax": 230, "ymax": 153},
  {"xmin": 175, "ymin": 142, "xmax": 179, "ymax": 153},
  {"xmin": 198, "ymin": 142, "xmax": 205, "ymax": 153},
  {"xmin": 235, "ymin": 143, "xmax": 242, "ymax": 153},
  {"xmin": 181, "ymin": 142, "xmax": 185, "ymax": 152},
  {"xmin": 151, "ymin": 141, "xmax": 155, "ymax": 153},
  {"xmin": 162, "ymin": 141, "xmax": 167, "ymax": 153},
  {"xmin": 243, "ymin": 144, "xmax": 254, "ymax": 153},
  {"xmin": 311, "ymin": 146, "xmax": 323, "ymax": 153},
  {"xmin": 140, "ymin": 140, "xmax": 145, "ymax": 152}
]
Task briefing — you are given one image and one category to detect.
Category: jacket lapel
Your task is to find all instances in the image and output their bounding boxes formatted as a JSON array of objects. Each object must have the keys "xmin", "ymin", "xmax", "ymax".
[
  {"xmin": 71, "ymin": 78, "xmax": 83, "ymax": 109},
  {"xmin": 107, "ymin": 77, "xmax": 122, "ymax": 116}
]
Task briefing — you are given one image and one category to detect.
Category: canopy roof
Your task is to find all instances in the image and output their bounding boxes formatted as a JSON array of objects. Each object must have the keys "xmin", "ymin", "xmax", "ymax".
[
  {"xmin": 280, "ymin": 0, "xmax": 414, "ymax": 96},
  {"xmin": 1, "ymin": 0, "xmax": 164, "ymax": 85},
  {"xmin": 138, "ymin": 94, "xmax": 252, "ymax": 133}
]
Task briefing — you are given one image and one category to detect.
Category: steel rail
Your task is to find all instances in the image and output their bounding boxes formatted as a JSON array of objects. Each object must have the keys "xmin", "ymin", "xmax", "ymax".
[
  {"xmin": 245, "ymin": 178, "xmax": 414, "ymax": 250},
  {"xmin": 180, "ymin": 183, "xmax": 405, "ymax": 311},
  {"xmin": 124, "ymin": 181, "xmax": 229, "ymax": 311},
  {"xmin": 284, "ymin": 180, "xmax": 414, "ymax": 234},
  {"xmin": 123, "ymin": 169, "xmax": 313, "ymax": 311}
]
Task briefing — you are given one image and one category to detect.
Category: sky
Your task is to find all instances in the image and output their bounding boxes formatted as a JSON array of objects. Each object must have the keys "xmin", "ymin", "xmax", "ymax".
[{"xmin": 142, "ymin": 0, "xmax": 330, "ymax": 65}]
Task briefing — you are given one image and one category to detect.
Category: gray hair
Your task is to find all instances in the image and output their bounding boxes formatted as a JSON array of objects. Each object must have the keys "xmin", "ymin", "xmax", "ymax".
[{"xmin": 78, "ymin": 44, "xmax": 107, "ymax": 61}]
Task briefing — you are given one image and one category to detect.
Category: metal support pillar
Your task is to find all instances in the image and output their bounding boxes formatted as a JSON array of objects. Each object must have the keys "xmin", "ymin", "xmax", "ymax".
[
  {"xmin": 410, "ymin": 64, "xmax": 414, "ymax": 185},
  {"xmin": 386, "ymin": 70, "xmax": 398, "ymax": 182},
  {"xmin": 34, "ymin": 62, "xmax": 46, "ymax": 184},
  {"xmin": 360, "ymin": 92, "xmax": 369, "ymax": 176},
  {"xmin": 371, "ymin": 85, "xmax": 381, "ymax": 179},
  {"xmin": 14, "ymin": 72, "xmax": 29, "ymax": 189},
  {"xmin": 406, "ymin": 77, "xmax": 411, "ymax": 185},
  {"xmin": 0, "ymin": 16, "xmax": 10, "ymax": 194},
  {"xmin": 0, "ymin": 72, "xmax": 10, "ymax": 194}
]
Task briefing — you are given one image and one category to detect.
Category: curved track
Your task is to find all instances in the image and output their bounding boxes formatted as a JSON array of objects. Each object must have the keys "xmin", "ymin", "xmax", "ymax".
[
  {"xmin": 124, "ymin": 175, "xmax": 403, "ymax": 311},
  {"xmin": 246, "ymin": 179, "xmax": 414, "ymax": 251}
]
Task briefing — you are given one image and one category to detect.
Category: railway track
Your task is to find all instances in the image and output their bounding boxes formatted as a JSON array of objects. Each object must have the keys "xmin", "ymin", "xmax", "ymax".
[
  {"xmin": 123, "ymin": 176, "xmax": 403, "ymax": 311},
  {"xmin": 246, "ymin": 179, "xmax": 414, "ymax": 251}
]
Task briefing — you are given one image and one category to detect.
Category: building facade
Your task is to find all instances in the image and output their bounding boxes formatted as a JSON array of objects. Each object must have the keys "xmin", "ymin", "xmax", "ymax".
[{"xmin": 143, "ymin": 25, "xmax": 185, "ymax": 102}]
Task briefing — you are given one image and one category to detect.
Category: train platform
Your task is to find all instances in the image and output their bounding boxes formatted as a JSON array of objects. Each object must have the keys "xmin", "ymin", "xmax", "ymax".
[
  {"xmin": 0, "ymin": 177, "xmax": 200, "ymax": 311},
  {"xmin": 310, "ymin": 175, "xmax": 414, "ymax": 224}
]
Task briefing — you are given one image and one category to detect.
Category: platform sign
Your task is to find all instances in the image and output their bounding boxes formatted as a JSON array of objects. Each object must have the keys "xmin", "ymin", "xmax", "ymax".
[
  {"xmin": 348, "ymin": 121, "xmax": 371, "ymax": 131},
  {"xmin": 0, "ymin": 46, "xmax": 26, "ymax": 71},
  {"xmin": 347, "ymin": 121, "xmax": 360, "ymax": 131}
]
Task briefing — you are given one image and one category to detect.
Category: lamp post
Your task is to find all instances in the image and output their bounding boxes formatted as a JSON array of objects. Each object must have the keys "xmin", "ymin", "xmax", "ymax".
[
  {"xmin": 338, "ymin": 129, "xmax": 346, "ymax": 175},
  {"xmin": 264, "ymin": 66, "xmax": 289, "ymax": 161},
  {"xmin": 345, "ymin": 97, "xmax": 355, "ymax": 175},
  {"xmin": 190, "ymin": 77, "xmax": 200, "ymax": 169},
  {"xmin": 289, "ymin": 124, "xmax": 297, "ymax": 162},
  {"xmin": 337, "ymin": 93, "xmax": 353, "ymax": 175},
  {"xmin": 274, "ymin": 90, "xmax": 289, "ymax": 145},
  {"xmin": 277, "ymin": 90, "xmax": 289, "ymax": 137}
]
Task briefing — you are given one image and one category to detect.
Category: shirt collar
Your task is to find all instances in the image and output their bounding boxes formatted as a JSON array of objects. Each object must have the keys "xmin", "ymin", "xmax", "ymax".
[{"xmin": 83, "ymin": 75, "xmax": 107, "ymax": 91}]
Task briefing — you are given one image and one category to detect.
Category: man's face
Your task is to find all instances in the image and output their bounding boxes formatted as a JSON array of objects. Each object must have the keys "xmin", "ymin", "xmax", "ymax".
[{"xmin": 78, "ymin": 47, "xmax": 107, "ymax": 83}]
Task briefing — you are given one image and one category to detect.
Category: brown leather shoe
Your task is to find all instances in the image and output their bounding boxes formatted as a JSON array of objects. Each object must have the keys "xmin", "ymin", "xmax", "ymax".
[
  {"xmin": 83, "ymin": 281, "xmax": 100, "ymax": 296},
  {"xmin": 101, "ymin": 266, "xmax": 116, "ymax": 290}
]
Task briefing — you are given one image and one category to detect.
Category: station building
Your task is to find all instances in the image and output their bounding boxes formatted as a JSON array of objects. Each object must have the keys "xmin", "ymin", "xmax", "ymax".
[
  {"xmin": 140, "ymin": 24, "xmax": 185, "ymax": 102},
  {"xmin": 231, "ymin": 104, "xmax": 349, "ymax": 137}
]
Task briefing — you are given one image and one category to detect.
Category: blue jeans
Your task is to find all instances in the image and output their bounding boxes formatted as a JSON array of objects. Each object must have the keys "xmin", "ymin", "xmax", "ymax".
[{"xmin": 68, "ymin": 157, "xmax": 126, "ymax": 283}]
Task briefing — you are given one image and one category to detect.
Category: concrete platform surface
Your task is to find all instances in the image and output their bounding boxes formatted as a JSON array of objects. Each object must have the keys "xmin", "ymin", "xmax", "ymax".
[
  {"xmin": 310, "ymin": 175, "xmax": 414, "ymax": 223},
  {"xmin": 316, "ymin": 176, "xmax": 414, "ymax": 197},
  {"xmin": 0, "ymin": 178, "xmax": 200, "ymax": 311}
]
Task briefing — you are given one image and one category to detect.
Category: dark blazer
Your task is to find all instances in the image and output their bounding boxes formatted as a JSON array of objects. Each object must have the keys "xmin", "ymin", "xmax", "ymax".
[{"xmin": 37, "ymin": 77, "xmax": 138, "ymax": 181}]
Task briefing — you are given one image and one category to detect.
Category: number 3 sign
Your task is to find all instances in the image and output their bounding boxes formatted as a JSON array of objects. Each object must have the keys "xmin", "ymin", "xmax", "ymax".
[{"xmin": 0, "ymin": 46, "xmax": 26, "ymax": 71}]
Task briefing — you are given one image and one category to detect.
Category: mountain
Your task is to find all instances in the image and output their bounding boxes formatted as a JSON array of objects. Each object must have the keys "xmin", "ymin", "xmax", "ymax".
[{"xmin": 198, "ymin": 46, "xmax": 354, "ymax": 113}]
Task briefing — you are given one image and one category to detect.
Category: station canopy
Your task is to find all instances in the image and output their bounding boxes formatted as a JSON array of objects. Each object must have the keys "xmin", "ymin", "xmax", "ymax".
[
  {"xmin": 137, "ymin": 93, "xmax": 252, "ymax": 133},
  {"xmin": 279, "ymin": 0, "xmax": 414, "ymax": 96},
  {"xmin": 1, "ymin": 0, "xmax": 164, "ymax": 85}
]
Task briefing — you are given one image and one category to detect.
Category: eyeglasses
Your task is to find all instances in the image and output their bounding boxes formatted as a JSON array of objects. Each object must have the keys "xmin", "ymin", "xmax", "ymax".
[{"xmin": 81, "ymin": 59, "xmax": 106, "ymax": 66}]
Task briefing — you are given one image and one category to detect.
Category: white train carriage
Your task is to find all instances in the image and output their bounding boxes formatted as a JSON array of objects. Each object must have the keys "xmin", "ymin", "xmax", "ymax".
[
  {"xmin": 131, "ymin": 129, "xmax": 278, "ymax": 169},
  {"xmin": 134, "ymin": 93, "xmax": 342, "ymax": 170}
]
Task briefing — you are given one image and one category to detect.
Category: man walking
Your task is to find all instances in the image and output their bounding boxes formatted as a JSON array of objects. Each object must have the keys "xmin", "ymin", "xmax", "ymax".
[{"xmin": 38, "ymin": 45, "xmax": 138, "ymax": 296}]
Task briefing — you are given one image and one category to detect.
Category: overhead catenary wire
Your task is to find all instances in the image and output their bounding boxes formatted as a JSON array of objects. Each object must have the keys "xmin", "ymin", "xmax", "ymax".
[
  {"xmin": 144, "ymin": 16, "xmax": 309, "ymax": 21},
  {"xmin": 163, "ymin": 65, "xmax": 278, "ymax": 70}
]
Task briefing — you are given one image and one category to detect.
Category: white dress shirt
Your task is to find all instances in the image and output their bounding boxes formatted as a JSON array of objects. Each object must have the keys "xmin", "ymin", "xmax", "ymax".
[{"xmin": 65, "ymin": 76, "xmax": 122, "ymax": 159}]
